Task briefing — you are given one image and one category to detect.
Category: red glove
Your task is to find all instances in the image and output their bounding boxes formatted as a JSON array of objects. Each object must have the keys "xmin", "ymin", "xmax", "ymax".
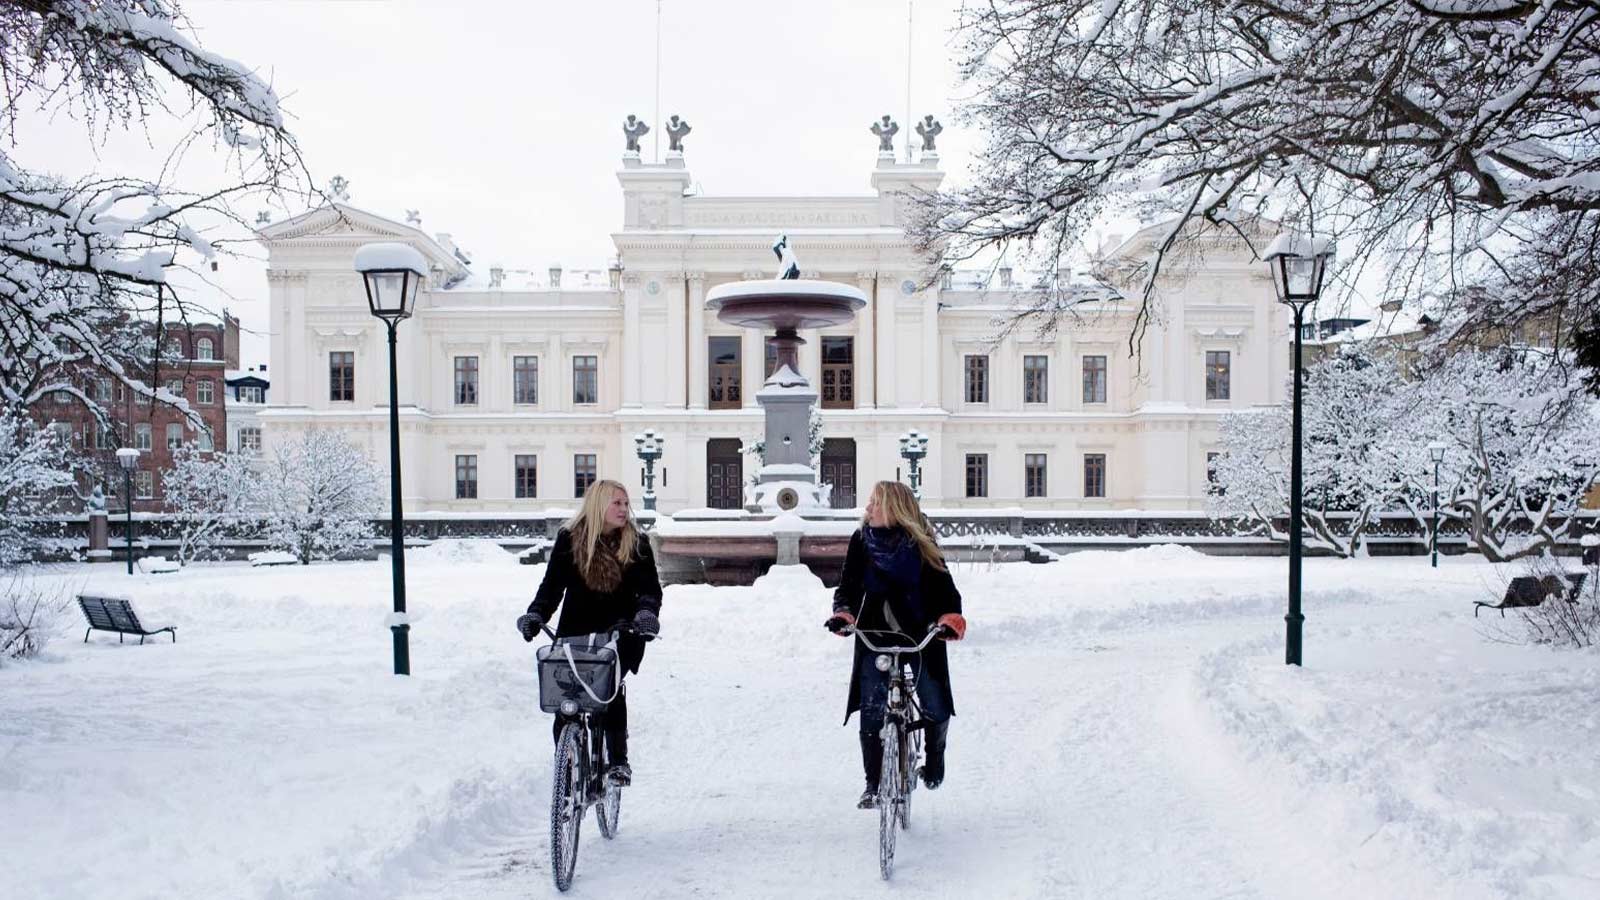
[
  {"xmin": 937, "ymin": 613, "xmax": 967, "ymax": 641},
  {"xmin": 825, "ymin": 611, "xmax": 856, "ymax": 635}
]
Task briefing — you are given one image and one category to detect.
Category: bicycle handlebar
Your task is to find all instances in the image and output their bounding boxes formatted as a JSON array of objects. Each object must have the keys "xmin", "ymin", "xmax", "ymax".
[
  {"xmin": 539, "ymin": 623, "xmax": 658, "ymax": 643},
  {"xmin": 847, "ymin": 625, "xmax": 950, "ymax": 655}
]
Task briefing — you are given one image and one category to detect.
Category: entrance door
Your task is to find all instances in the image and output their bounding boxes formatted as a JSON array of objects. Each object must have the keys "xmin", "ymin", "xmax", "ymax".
[
  {"xmin": 706, "ymin": 438, "xmax": 744, "ymax": 509},
  {"xmin": 820, "ymin": 438, "xmax": 857, "ymax": 508}
]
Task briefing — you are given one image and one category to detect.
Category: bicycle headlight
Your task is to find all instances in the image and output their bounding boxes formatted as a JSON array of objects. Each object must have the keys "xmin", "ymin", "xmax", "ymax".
[
  {"xmin": 559, "ymin": 699, "xmax": 580, "ymax": 717},
  {"xmin": 875, "ymin": 654, "xmax": 893, "ymax": 673}
]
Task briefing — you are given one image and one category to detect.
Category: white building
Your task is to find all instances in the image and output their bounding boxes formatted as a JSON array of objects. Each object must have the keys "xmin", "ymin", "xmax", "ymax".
[
  {"xmin": 224, "ymin": 365, "xmax": 269, "ymax": 462},
  {"xmin": 258, "ymin": 150, "xmax": 1292, "ymax": 514}
]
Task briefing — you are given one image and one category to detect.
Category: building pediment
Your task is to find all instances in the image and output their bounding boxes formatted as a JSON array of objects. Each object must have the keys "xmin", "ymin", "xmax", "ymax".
[{"xmin": 256, "ymin": 203, "xmax": 468, "ymax": 281}]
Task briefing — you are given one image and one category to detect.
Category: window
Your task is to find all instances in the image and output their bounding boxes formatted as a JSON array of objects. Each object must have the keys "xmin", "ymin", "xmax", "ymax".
[
  {"xmin": 53, "ymin": 389, "xmax": 70, "ymax": 405},
  {"xmin": 515, "ymin": 454, "xmax": 538, "ymax": 498},
  {"xmin": 95, "ymin": 422, "xmax": 118, "ymax": 450},
  {"xmin": 965, "ymin": 453, "xmax": 988, "ymax": 498},
  {"xmin": 133, "ymin": 470, "xmax": 154, "ymax": 499},
  {"xmin": 1205, "ymin": 350, "xmax": 1231, "ymax": 401},
  {"xmin": 197, "ymin": 379, "xmax": 214, "ymax": 405},
  {"xmin": 455, "ymin": 454, "xmax": 478, "ymax": 499},
  {"xmin": 1084, "ymin": 453, "xmax": 1106, "ymax": 498},
  {"xmin": 573, "ymin": 356, "xmax": 598, "ymax": 405},
  {"xmin": 238, "ymin": 385, "xmax": 265, "ymax": 403},
  {"xmin": 964, "ymin": 355, "xmax": 989, "ymax": 403},
  {"xmin": 165, "ymin": 338, "xmax": 183, "ymax": 359},
  {"xmin": 134, "ymin": 423, "xmax": 152, "ymax": 451},
  {"xmin": 94, "ymin": 378, "xmax": 113, "ymax": 403},
  {"xmin": 454, "ymin": 356, "xmax": 479, "ymax": 405},
  {"xmin": 574, "ymin": 453, "xmax": 597, "ymax": 496},
  {"xmin": 821, "ymin": 337, "xmax": 854, "ymax": 409},
  {"xmin": 513, "ymin": 356, "xmax": 539, "ymax": 405},
  {"xmin": 49, "ymin": 422, "xmax": 74, "ymax": 445},
  {"xmin": 709, "ymin": 336, "xmax": 742, "ymax": 409},
  {"xmin": 1024, "ymin": 355, "xmax": 1049, "ymax": 404},
  {"xmin": 1025, "ymin": 453, "xmax": 1048, "ymax": 498},
  {"xmin": 196, "ymin": 337, "xmax": 215, "ymax": 360},
  {"xmin": 1082, "ymin": 355, "xmax": 1107, "ymax": 404},
  {"xmin": 197, "ymin": 429, "xmax": 213, "ymax": 452},
  {"xmin": 238, "ymin": 427, "xmax": 262, "ymax": 454},
  {"xmin": 166, "ymin": 423, "xmax": 183, "ymax": 449},
  {"xmin": 166, "ymin": 378, "xmax": 185, "ymax": 398},
  {"xmin": 330, "ymin": 351, "xmax": 355, "ymax": 402}
]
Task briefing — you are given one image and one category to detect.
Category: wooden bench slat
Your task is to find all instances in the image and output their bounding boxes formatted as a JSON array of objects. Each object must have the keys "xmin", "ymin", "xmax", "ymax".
[{"xmin": 78, "ymin": 595, "xmax": 176, "ymax": 644}]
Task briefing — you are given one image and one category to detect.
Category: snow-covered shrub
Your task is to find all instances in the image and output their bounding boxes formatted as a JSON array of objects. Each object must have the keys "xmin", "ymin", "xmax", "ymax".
[
  {"xmin": 1209, "ymin": 345, "xmax": 1415, "ymax": 558},
  {"xmin": 162, "ymin": 446, "xmax": 261, "ymax": 565},
  {"xmin": 0, "ymin": 409, "xmax": 77, "ymax": 567},
  {"xmin": 1411, "ymin": 349, "xmax": 1600, "ymax": 562},
  {"xmin": 0, "ymin": 573, "xmax": 72, "ymax": 663},
  {"xmin": 262, "ymin": 430, "xmax": 381, "ymax": 564}
]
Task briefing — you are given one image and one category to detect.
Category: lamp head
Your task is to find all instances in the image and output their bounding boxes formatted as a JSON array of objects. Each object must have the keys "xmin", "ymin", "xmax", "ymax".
[
  {"xmin": 355, "ymin": 242, "xmax": 428, "ymax": 322},
  {"xmin": 1263, "ymin": 232, "xmax": 1334, "ymax": 308}
]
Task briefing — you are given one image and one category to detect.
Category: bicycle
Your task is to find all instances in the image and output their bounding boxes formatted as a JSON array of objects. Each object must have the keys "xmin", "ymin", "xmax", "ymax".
[
  {"xmin": 846, "ymin": 624, "xmax": 951, "ymax": 881},
  {"xmin": 537, "ymin": 624, "xmax": 650, "ymax": 892}
]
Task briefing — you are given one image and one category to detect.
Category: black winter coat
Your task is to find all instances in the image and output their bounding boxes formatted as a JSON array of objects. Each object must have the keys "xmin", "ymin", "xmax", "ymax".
[
  {"xmin": 527, "ymin": 528, "xmax": 663, "ymax": 674},
  {"xmin": 831, "ymin": 527, "xmax": 962, "ymax": 724}
]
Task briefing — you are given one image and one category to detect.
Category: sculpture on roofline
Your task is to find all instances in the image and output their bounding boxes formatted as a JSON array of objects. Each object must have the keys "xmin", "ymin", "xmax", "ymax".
[
  {"xmin": 870, "ymin": 115, "xmax": 899, "ymax": 153},
  {"xmin": 772, "ymin": 234, "xmax": 800, "ymax": 280},
  {"xmin": 666, "ymin": 115, "xmax": 692, "ymax": 152},
  {"xmin": 623, "ymin": 114, "xmax": 650, "ymax": 153},
  {"xmin": 915, "ymin": 115, "xmax": 943, "ymax": 152}
]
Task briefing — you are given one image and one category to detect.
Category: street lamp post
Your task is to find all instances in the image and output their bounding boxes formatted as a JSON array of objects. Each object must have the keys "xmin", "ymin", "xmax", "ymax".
[
  {"xmin": 1264, "ymin": 232, "xmax": 1334, "ymax": 667},
  {"xmin": 634, "ymin": 429, "xmax": 663, "ymax": 511},
  {"xmin": 356, "ymin": 242, "xmax": 427, "ymax": 676},
  {"xmin": 1428, "ymin": 441, "xmax": 1446, "ymax": 568},
  {"xmin": 898, "ymin": 430, "xmax": 929, "ymax": 499},
  {"xmin": 115, "ymin": 447, "xmax": 139, "ymax": 575}
]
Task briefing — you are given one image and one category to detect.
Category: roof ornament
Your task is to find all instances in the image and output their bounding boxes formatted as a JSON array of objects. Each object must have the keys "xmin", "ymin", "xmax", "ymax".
[
  {"xmin": 623, "ymin": 114, "xmax": 650, "ymax": 153},
  {"xmin": 666, "ymin": 115, "xmax": 692, "ymax": 152},
  {"xmin": 870, "ymin": 115, "xmax": 899, "ymax": 154}
]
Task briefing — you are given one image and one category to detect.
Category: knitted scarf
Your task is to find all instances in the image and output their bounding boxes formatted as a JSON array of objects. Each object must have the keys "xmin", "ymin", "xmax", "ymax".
[
  {"xmin": 580, "ymin": 530, "xmax": 625, "ymax": 594},
  {"xmin": 863, "ymin": 525, "xmax": 925, "ymax": 624}
]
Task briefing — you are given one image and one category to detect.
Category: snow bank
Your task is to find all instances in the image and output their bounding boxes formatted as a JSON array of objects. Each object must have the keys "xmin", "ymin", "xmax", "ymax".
[{"xmin": 407, "ymin": 538, "xmax": 518, "ymax": 566}]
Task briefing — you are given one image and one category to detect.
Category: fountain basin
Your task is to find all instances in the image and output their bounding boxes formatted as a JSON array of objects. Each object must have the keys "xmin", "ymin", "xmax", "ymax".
[{"xmin": 706, "ymin": 279, "xmax": 866, "ymax": 330}]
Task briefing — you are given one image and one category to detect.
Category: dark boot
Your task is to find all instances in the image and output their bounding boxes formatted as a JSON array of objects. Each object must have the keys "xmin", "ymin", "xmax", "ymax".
[
  {"xmin": 858, "ymin": 733, "xmax": 883, "ymax": 809},
  {"xmin": 920, "ymin": 720, "xmax": 948, "ymax": 789},
  {"xmin": 604, "ymin": 690, "xmax": 631, "ymax": 785}
]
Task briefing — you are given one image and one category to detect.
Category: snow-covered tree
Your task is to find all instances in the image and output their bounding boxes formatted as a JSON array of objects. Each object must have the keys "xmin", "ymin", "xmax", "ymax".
[
  {"xmin": 1409, "ymin": 348, "xmax": 1600, "ymax": 562},
  {"xmin": 162, "ymin": 444, "xmax": 260, "ymax": 565},
  {"xmin": 917, "ymin": 1, "xmax": 1600, "ymax": 358},
  {"xmin": 0, "ymin": 408, "xmax": 75, "ymax": 567},
  {"xmin": 1209, "ymin": 345, "xmax": 1419, "ymax": 557},
  {"xmin": 262, "ymin": 430, "xmax": 380, "ymax": 565},
  {"xmin": 1, "ymin": 0, "xmax": 307, "ymax": 423}
]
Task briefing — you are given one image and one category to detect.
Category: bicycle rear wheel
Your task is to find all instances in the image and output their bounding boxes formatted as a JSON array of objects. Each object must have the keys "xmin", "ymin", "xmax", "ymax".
[
  {"xmin": 899, "ymin": 722, "xmax": 919, "ymax": 831},
  {"xmin": 550, "ymin": 723, "xmax": 585, "ymax": 891},
  {"xmin": 596, "ymin": 777, "xmax": 621, "ymax": 839},
  {"xmin": 878, "ymin": 719, "xmax": 900, "ymax": 881}
]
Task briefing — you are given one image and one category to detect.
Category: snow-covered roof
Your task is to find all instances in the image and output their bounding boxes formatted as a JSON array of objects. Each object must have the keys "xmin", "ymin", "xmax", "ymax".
[{"xmin": 1306, "ymin": 307, "xmax": 1430, "ymax": 345}]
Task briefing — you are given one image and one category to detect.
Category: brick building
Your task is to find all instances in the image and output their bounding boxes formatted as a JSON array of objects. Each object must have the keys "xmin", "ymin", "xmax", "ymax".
[{"xmin": 38, "ymin": 314, "xmax": 239, "ymax": 511}]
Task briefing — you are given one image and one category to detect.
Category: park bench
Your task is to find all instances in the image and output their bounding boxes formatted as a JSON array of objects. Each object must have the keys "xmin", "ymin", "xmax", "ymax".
[
  {"xmin": 77, "ymin": 595, "xmax": 177, "ymax": 644},
  {"xmin": 1474, "ymin": 573, "xmax": 1588, "ymax": 618}
]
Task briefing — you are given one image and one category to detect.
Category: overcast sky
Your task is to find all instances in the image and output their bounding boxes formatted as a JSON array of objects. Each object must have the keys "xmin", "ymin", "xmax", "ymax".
[{"xmin": 27, "ymin": 0, "xmax": 988, "ymax": 366}]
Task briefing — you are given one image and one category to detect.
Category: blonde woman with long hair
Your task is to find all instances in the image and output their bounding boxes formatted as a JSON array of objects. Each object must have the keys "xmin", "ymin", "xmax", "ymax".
[
  {"xmin": 517, "ymin": 479, "xmax": 663, "ymax": 786},
  {"xmin": 825, "ymin": 480, "xmax": 966, "ymax": 809}
]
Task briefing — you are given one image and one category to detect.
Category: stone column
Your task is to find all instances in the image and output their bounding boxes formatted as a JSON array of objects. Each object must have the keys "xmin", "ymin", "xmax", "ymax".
[
  {"xmin": 921, "ymin": 288, "xmax": 940, "ymax": 408},
  {"xmin": 855, "ymin": 272, "xmax": 877, "ymax": 408},
  {"xmin": 687, "ymin": 273, "xmax": 708, "ymax": 409},
  {"xmin": 877, "ymin": 275, "xmax": 898, "ymax": 407},
  {"xmin": 666, "ymin": 274, "xmax": 689, "ymax": 409},
  {"xmin": 622, "ymin": 274, "xmax": 643, "ymax": 407},
  {"xmin": 800, "ymin": 327, "xmax": 822, "ymax": 388}
]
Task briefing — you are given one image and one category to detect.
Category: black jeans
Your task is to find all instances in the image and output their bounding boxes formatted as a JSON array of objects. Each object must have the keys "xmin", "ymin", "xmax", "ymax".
[{"xmin": 856, "ymin": 650, "xmax": 950, "ymax": 737}]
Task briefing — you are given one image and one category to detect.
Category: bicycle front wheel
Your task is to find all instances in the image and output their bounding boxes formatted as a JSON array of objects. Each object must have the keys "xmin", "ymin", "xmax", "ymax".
[
  {"xmin": 899, "ymin": 722, "xmax": 918, "ymax": 831},
  {"xmin": 550, "ymin": 723, "xmax": 585, "ymax": 891},
  {"xmin": 878, "ymin": 719, "xmax": 900, "ymax": 881}
]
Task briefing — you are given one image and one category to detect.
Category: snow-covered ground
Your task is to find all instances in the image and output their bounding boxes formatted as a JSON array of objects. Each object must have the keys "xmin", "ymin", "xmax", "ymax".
[{"xmin": 4, "ymin": 543, "xmax": 1597, "ymax": 899}]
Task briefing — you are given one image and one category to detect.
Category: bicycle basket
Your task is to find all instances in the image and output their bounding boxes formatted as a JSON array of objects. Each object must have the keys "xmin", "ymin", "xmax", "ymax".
[{"xmin": 536, "ymin": 632, "xmax": 621, "ymax": 714}]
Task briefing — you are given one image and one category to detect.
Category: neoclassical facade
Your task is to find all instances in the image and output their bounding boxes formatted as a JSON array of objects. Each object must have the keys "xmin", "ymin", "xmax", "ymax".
[{"xmin": 258, "ymin": 150, "xmax": 1292, "ymax": 514}]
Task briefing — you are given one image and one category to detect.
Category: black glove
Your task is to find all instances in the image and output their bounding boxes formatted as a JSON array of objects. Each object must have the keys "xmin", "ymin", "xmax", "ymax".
[
  {"xmin": 632, "ymin": 609, "xmax": 660, "ymax": 639},
  {"xmin": 516, "ymin": 613, "xmax": 543, "ymax": 642}
]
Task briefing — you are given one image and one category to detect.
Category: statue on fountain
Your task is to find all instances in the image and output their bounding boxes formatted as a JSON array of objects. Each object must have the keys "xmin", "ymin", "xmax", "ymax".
[{"xmin": 772, "ymin": 234, "xmax": 800, "ymax": 280}]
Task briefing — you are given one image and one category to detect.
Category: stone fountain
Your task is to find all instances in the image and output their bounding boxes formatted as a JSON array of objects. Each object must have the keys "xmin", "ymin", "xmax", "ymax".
[
  {"xmin": 652, "ymin": 236, "xmax": 867, "ymax": 585},
  {"xmin": 706, "ymin": 235, "xmax": 866, "ymax": 513}
]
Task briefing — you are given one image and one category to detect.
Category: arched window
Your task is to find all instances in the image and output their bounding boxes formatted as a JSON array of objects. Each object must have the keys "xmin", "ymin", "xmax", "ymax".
[{"xmin": 196, "ymin": 337, "xmax": 214, "ymax": 360}]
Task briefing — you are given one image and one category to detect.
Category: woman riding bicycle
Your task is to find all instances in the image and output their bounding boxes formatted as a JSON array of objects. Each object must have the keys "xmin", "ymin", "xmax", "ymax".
[
  {"xmin": 518, "ymin": 479, "xmax": 662, "ymax": 786},
  {"xmin": 825, "ymin": 480, "xmax": 966, "ymax": 809}
]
